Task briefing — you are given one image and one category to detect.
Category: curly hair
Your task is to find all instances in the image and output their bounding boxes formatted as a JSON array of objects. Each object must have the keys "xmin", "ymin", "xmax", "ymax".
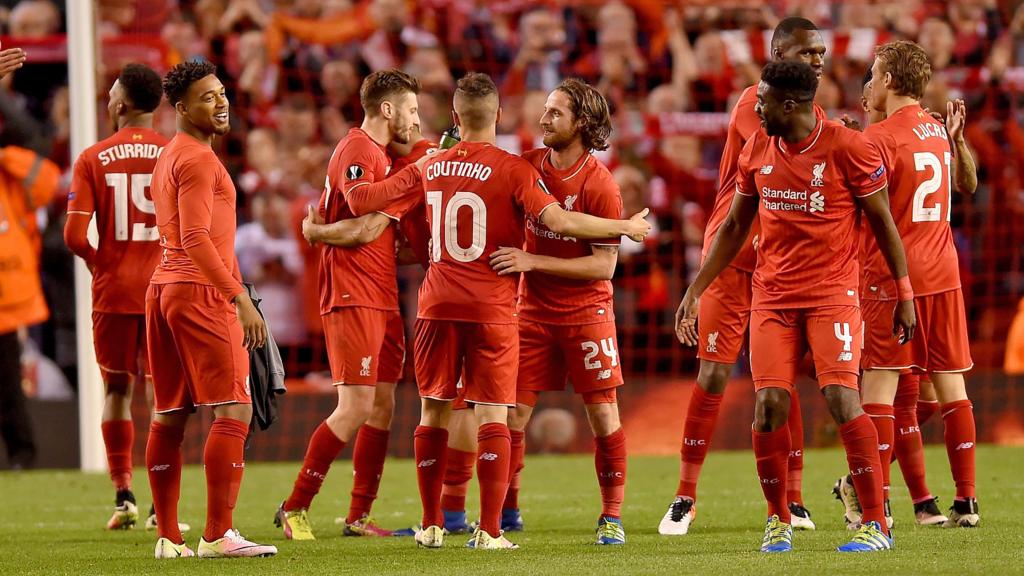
[
  {"xmin": 555, "ymin": 78, "xmax": 611, "ymax": 151},
  {"xmin": 360, "ymin": 69, "xmax": 421, "ymax": 117},
  {"xmin": 875, "ymin": 41, "xmax": 932, "ymax": 100},
  {"xmin": 118, "ymin": 63, "xmax": 163, "ymax": 113},
  {"xmin": 761, "ymin": 60, "xmax": 818, "ymax": 103},
  {"xmin": 162, "ymin": 59, "xmax": 217, "ymax": 106}
]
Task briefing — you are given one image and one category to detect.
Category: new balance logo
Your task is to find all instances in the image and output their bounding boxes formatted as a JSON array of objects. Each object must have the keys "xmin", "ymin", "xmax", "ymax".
[
  {"xmin": 760, "ymin": 165, "xmax": 774, "ymax": 175},
  {"xmin": 837, "ymin": 351, "xmax": 853, "ymax": 362},
  {"xmin": 811, "ymin": 162, "xmax": 826, "ymax": 187},
  {"xmin": 479, "ymin": 452, "xmax": 499, "ymax": 461},
  {"xmin": 706, "ymin": 331, "xmax": 719, "ymax": 354},
  {"xmin": 304, "ymin": 468, "xmax": 326, "ymax": 480},
  {"xmin": 878, "ymin": 443, "xmax": 891, "ymax": 451},
  {"xmin": 683, "ymin": 438, "xmax": 707, "ymax": 447},
  {"xmin": 360, "ymin": 355, "xmax": 372, "ymax": 377},
  {"xmin": 417, "ymin": 459, "xmax": 437, "ymax": 468},
  {"xmin": 810, "ymin": 191, "xmax": 825, "ymax": 213},
  {"xmin": 596, "ymin": 369, "xmax": 612, "ymax": 381},
  {"xmin": 150, "ymin": 464, "xmax": 170, "ymax": 472},
  {"xmin": 956, "ymin": 442, "xmax": 975, "ymax": 451},
  {"xmin": 564, "ymin": 194, "xmax": 578, "ymax": 211}
]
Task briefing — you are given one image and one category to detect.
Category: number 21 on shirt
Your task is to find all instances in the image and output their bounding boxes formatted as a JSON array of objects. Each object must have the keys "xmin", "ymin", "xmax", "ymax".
[
  {"xmin": 106, "ymin": 172, "xmax": 157, "ymax": 241},
  {"xmin": 912, "ymin": 151, "xmax": 951, "ymax": 223},
  {"xmin": 427, "ymin": 190, "xmax": 486, "ymax": 262}
]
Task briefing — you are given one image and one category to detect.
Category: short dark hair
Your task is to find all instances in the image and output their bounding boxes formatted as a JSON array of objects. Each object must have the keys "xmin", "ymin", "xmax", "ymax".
[
  {"xmin": 555, "ymin": 78, "xmax": 611, "ymax": 151},
  {"xmin": 162, "ymin": 59, "xmax": 217, "ymax": 106},
  {"xmin": 118, "ymin": 63, "xmax": 163, "ymax": 113},
  {"xmin": 771, "ymin": 17, "xmax": 818, "ymax": 51},
  {"xmin": 761, "ymin": 61, "xmax": 818, "ymax": 103},
  {"xmin": 359, "ymin": 69, "xmax": 420, "ymax": 117},
  {"xmin": 875, "ymin": 41, "xmax": 932, "ymax": 100},
  {"xmin": 862, "ymin": 66, "xmax": 873, "ymax": 88},
  {"xmin": 454, "ymin": 72, "xmax": 499, "ymax": 129}
]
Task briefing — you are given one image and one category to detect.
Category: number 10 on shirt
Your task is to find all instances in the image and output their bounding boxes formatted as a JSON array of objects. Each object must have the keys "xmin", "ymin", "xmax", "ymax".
[{"xmin": 427, "ymin": 190, "xmax": 487, "ymax": 262}]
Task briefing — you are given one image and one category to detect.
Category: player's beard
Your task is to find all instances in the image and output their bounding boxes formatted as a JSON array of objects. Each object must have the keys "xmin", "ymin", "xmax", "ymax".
[
  {"xmin": 542, "ymin": 126, "xmax": 576, "ymax": 150},
  {"xmin": 390, "ymin": 119, "xmax": 411, "ymax": 145}
]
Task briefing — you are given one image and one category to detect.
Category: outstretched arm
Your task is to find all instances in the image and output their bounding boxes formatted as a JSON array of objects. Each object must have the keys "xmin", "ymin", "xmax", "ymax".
[
  {"xmin": 302, "ymin": 205, "xmax": 390, "ymax": 247},
  {"xmin": 675, "ymin": 191, "xmax": 759, "ymax": 345},
  {"xmin": 540, "ymin": 205, "xmax": 651, "ymax": 242},
  {"xmin": 490, "ymin": 244, "xmax": 618, "ymax": 280}
]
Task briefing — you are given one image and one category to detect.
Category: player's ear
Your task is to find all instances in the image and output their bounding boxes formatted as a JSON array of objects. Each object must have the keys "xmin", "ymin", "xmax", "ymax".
[
  {"xmin": 496, "ymin": 107, "xmax": 502, "ymax": 126},
  {"xmin": 174, "ymin": 101, "xmax": 187, "ymax": 116},
  {"xmin": 451, "ymin": 109, "xmax": 460, "ymax": 128},
  {"xmin": 381, "ymin": 100, "xmax": 393, "ymax": 120}
]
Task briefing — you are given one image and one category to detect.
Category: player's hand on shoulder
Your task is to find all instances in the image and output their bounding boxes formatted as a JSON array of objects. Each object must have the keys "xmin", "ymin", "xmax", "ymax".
[
  {"xmin": 234, "ymin": 292, "xmax": 267, "ymax": 351},
  {"xmin": 625, "ymin": 208, "xmax": 652, "ymax": 242},
  {"xmin": 414, "ymin": 147, "xmax": 438, "ymax": 171},
  {"xmin": 490, "ymin": 246, "xmax": 535, "ymax": 275},
  {"xmin": 302, "ymin": 204, "xmax": 323, "ymax": 245},
  {"xmin": 893, "ymin": 299, "xmax": 917, "ymax": 345}
]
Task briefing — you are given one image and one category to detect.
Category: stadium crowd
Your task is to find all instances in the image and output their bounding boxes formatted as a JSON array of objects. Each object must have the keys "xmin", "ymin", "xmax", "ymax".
[{"xmin": 0, "ymin": 0, "xmax": 1023, "ymax": 395}]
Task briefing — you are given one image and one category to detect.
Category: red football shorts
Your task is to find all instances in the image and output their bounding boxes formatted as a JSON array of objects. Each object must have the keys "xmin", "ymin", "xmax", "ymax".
[
  {"xmin": 322, "ymin": 307, "xmax": 406, "ymax": 386},
  {"xmin": 698, "ymin": 265, "xmax": 753, "ymax": 364},
  {"xmin": 146, "ymin": 283, "xmax": 251, "ymax": 413},
  {"xmin": 862, "ymin": 289, "xmax": 972, "ymax": 373},
  {"xmin": 750, "ymin": 305, "xmax": 861, "ymax": 392},
  {"xmin": 92, "ymin": 312, "xmax": 149, "ymax": 384},
  {"xmin": 414, "ymin": 319, "xmax": 518, "ymax": 407},
  {"xmin": 517, "ymin": 320, "xmax": 623, "ymax": 396}
]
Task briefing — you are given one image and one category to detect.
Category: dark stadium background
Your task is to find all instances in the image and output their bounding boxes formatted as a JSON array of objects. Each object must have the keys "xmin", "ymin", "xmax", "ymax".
[{"xmin": 1, "ymin": 0, "xmax": 1022, "ymax": 468}]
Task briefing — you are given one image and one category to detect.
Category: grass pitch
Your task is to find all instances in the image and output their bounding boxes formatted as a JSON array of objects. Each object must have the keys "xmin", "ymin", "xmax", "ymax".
[{"xmin": 2, "ymin": 445, "xmax": 1021, "ymax": 575}]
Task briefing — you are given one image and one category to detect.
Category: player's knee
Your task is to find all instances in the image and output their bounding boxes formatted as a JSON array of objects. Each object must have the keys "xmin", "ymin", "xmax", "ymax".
[
  {"xmin": 697, "ymin": 361, "xmax": 732, "ymax": 394},
  {"xmin": 583, "ymin": 398, "xmax": 620, "ymax": 437},
  {"xmin": 508, "ymin": 405, "xmax": 532, "ymax": 432},
  {"xmin": 753, "ymin": 388, "xmax": 790, "ymax": 431},
  {"xmin": 822, "ymin": 385, "xmax": 861, "ymax": 424},
  {"xmin": 103, "ymin": 372, "xmax": 133, "ymax": 397},
  {"xmin": 213, "ymin": 402, "xmax": 252, "ymax": 423}
]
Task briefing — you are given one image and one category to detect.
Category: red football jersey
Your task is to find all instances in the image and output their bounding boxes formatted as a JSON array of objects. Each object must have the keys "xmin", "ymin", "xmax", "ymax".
[
  {"xmin": 150, "ymin": 133, "xmax": 244, "ymax": 300},
  {"xmin": 393, "ymin": 140, "xmax": 438, "ymax": 269},
  {"xmin": 705, "ymin": 87, "xmax": 827, "ymax": 272},
  {"xmin": 68, "ymin": 127, "xmax": 167, "ymax": 314},
  {"xmin": 518, "ymin": 148, "xmax": 622, "ymax": 325},
  {"xmin": 318, "ymin": 128, "xmax": 404, "ymax": 313},
  {"xmin": 861, "ymin": 104, "xmax": 960, "ymax": 300},
  {"xmin": 417, "ymin": 141, "xmax": 558, "ymax": 324},
  {"xmin": 736, "ymin": 119, "xmax": 887, "ymax": 310}
]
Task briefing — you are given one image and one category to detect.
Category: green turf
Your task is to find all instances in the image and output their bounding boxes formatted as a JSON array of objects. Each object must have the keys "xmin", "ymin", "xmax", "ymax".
[{"xmin": 2, "ymin": 445, "xmax": 1021, "ymax": 575}]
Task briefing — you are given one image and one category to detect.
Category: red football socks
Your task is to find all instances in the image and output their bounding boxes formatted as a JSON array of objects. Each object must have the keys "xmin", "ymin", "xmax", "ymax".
[
  {"xmin": 476, "ymin": 423, "xmax": 511, "ymax": 537},
  {"xmin": 285, "ymin": 421, "xmax": 346, "ymax": 511},
  {"xmin": 503, "ymin": 429, "xmax": 526, "ymax": 510},
  {"xmin": 102, "ymin": 419, "xmax": 134, "ymax": 492},
  {"xmin": 595, "ymin": 428, "xmax": 627, "ymax": 519},
  {"xmin": 863, "ymin": 403, "xmax": 895, "ymax": 499},
  {"xmin": 942, "ymin": 400, "xmax": 977, "ymax": 500},
  {"xmin": 146, "ymin": 421, "xmax": 185, "ymax": 544},
  {"xmin": 894, "ymin": 374, "xmax": 933, "ymax": 502},
  {"xmin": 786, "ymin": 391, "xmax": 805, "ymax": 505},
  {"xmin": 840, "ymin": 415, "xmax": 888, "ymax": 535},
  {"xmin": 347, "ymin": 424, "xmax": 390, "ymax": 523},
  {"xmin": 441, "ymin": 447, "xmax": 475, "ymax": 512},
  {"xmin": 203, "ymin": 417, "xmax": 248, "ymax": 542},
  {"xmin": 677, "ymin": 386, "xmax": 722, "ymax": 501},
  {"xmin": 752, "ymin": 425, "xmax": 791, "ymax": 524},
  {"xmin": 415, "ymin": 425, "xmax": 449, "ymax": 528}
]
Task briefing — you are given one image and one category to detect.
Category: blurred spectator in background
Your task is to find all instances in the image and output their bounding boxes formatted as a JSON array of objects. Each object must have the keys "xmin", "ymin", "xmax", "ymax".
[
  {"xmin": 236, "ymin": 193, "xmax": 306, "ymax": 345},
  {"xmin": 0, "ymin": 144, "xmax": 60, "ymax": 469},
  {"xmin": 503, "ymin": 7, "xmax": 566, "ymax": 97}
]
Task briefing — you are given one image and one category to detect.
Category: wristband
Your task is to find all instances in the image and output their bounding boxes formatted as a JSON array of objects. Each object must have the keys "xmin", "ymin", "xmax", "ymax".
[{"xmin": 896, "ymin": 276, "xmax": 914, "ymax": 302}]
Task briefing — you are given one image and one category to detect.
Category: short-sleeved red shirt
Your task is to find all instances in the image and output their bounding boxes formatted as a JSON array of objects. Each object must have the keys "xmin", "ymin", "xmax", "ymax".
[
  {"xmin": 417, "ymin": 141, "xmax": 558, "ymax": 324},
  {"xmin": 736, "ymin": 119, "xmax": 887, "ymax": 310},
  {"xmin": 518, "ymin": 148, "xmax": 622, "ymax": 325},
  {"xmin": 68, "ymin": 127, "xmax": 168, "ymax": 314},
  {"xmin": 861, "ymin": 104, "xmax": 960, "ymax": 300},
  {"xmin": 150, "ymin": 133, "xmax": 244, "ymax": 300}
]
